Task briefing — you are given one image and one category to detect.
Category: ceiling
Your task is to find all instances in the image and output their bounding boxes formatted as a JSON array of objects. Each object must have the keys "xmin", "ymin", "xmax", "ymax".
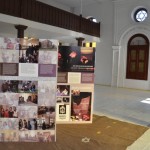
[
  {"xmin": 37, "ymin": 0, "xmax": 112, "ymax": 10},
  {"xmin": 52, "ymin": 0, "xmax": 103, "ymax": 8}
]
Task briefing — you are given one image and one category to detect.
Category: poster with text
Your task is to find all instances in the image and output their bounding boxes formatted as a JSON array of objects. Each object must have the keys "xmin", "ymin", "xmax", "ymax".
[
  {"xmin": 58, "ymin": 46, "xmax": 95, "ymax": 72},
  {"xmin": 57, "ymin": 45, "xmax": 95, "ymax": 124}
]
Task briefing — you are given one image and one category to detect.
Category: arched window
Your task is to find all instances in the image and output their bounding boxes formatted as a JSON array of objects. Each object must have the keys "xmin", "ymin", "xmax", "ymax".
[{"xmin": 126, "ymin": 34, "xmax": 149, "ymax": 80}]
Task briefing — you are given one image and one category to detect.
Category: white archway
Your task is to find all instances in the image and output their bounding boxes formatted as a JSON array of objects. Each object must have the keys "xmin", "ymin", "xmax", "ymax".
[{"xmin": 112, "ymin": 25, "xmax": 150, "ymax": 90}]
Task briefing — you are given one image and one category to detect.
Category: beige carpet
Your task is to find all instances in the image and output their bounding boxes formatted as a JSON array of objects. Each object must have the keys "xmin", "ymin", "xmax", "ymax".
[{"xmin": 0, "ymin": 115, "xmax": 148, "ymax": 150}]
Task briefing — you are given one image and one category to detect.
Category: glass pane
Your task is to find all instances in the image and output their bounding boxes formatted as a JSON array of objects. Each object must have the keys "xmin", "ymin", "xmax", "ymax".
[
  {"xmin": 131, "ymin": 50, "xmax": 136, "ymax": 60},
  {"xmin": 139, "ymin": 62, "xmax": 144, "ymax": 72},
  {"xmin": 130, "ymin": 37, "xmax": 146, "ymax": 45},
  {"xmin": 139, "ymin": 50, "xmax": 145, "ymax": 60},
  {"xmin": 130, "ymin": 62, "xmax": 136, "ymax": 72}
]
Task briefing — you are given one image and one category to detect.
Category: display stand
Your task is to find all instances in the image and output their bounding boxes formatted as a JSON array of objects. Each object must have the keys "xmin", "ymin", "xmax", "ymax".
[
  {"xmin": 56, "ymin": 46, "xmax": 95, "ymax": 123},
  {"xmin": 0, "ymin": 37, "xmax": 58, "ymax": 142}
]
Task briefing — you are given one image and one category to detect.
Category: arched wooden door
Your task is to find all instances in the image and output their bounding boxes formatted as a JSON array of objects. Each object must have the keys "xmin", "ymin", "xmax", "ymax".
[{"xmin": 126, "ymin": 34, "xmax": 149, "ymax": 80}]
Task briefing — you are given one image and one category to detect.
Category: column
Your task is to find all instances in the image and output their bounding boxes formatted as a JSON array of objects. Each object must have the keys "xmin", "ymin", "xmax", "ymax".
[
  {"xmin": 76, "ymin": 37, "xmax": 85, "ymax": 46},
  {"xmin": 15, "ymin": 25, "xmax": 28, "ymax": 38}
]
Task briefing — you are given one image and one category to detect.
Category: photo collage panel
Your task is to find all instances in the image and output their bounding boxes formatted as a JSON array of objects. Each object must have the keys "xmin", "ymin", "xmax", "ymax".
[
  {"xmin": 0, "ymin": 37, "xmax": 58, "ymax": 142},
  {"xmin": 0, "ymin": 37, "xmax": 58, "ymax": 77},
  {"xmin": 0, "ymin": 79, "xmax": 57, "ymax": 142}
]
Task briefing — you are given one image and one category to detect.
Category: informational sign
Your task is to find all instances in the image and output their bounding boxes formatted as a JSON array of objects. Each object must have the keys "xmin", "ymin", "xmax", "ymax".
[
  {"xmin": 0, "ymin": 37, "xmax": 58, "ymax": 142},
  {"xmin": 56, "ymin": 46, "xmax": 95, "ymax": 123}
]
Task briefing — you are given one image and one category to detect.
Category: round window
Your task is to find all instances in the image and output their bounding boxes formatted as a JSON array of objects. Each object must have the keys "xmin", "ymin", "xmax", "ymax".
[{"xmin": 134, "ymin": 8, "xmax": 148, "ymax": 22}]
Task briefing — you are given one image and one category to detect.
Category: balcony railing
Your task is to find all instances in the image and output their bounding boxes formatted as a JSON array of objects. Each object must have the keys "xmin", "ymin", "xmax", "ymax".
[{"xmin": 0, "ymin": 0, "xmax": 100, "ymax": 37}]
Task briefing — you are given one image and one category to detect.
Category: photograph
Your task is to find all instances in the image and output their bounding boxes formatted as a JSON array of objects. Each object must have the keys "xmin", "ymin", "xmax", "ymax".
[
  {"xmin": 19, "ymin": 130, "xmax": 55, "ymax": 142},
  {"xmin": 19, "ymin": 38, "xmax": 39, "ymax": 63},
  {"xmin": 58, "ymin": 46, "xmax": 95, "ymax": 72},
  {"xmin": 57, "ymin": 85, "xmax": 70, "ymax": 96},
  {"xmin": 19, "ymin": 130, "xmax": 38, "ymax": 142},
  {"xmin": 71, "ymin": 92, "xmax": 92, "ymax": 121},
  {"xmin": 39, "ymin": 39, "xmax": 57, "ymax": 50},
  {"xmin": 56, "ymin": 97, "xmax": 70, "ymax": 103},
  {"xmin": 0, "ymin": 105, "xmax": 18, "ymax": 118},
  {"xmin": 38, "ymin": 106, "xmax": 55, "ymax": 130},
  {"xmin": 18, "ymin": 80, "xmax": 38, "ymax": 93},
  {"xmin": 58, "ymin": 46, "xmax": 80, "ymax": 72},
  {"xmin": 38, "ymin": 51, "xmax": 57, "ymax": 64},
  {"xmin": 0, "ymin": 50, "xmax": 19, "ymax": 63},
  {"xmin": 36, "ymin": 130, "xmax": 55, "ymax": 142},
  {"xmin": 19, "ymin": 118, "xmax": 38, "ymax": 131},
  {"xmin": 0, "ymin": 93, "xmax": 19, "ymax": 106},
  {"xmin": 0, "ymin": 80, "xmax": 19, "ymax": 93},
  {"xmin": 0, "ymin": 118, "xmax": 18, "ymax": 130},
  {"xmin": 18, "ymin": 106, "xmax": 37, "ymax": 118},
  {"xmin": 38, "ymin": 81, "xmax": 56, "ymax": 106},
  {"xmin": 19, "ymin": 93, "xmax": 38, "ymax": 106},
  {"xmin": 0, "ymin": 37, "xmax": 19, "ymax": 50},
  {"xmin": 0, "ymin": 130, "xmax": 18, "ymax": 142}
]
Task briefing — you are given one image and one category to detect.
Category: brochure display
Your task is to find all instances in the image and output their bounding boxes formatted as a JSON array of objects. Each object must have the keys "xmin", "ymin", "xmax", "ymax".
[
  {"xmin": 0, "ymin": 37, "xmax": 58, "ymax": 142},
  {"xmin": 56, "ymin": 46, "xmax": 95, "ymax": 123}
]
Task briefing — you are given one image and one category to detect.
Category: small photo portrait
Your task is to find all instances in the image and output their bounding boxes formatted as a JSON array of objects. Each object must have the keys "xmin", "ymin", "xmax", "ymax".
[
  {"xmin": 18, "ymin": 80, "xmax": 38, "ymax": 93},
  {"xmin": 0, "ymin": 118, "xmax": 18, "ymax": 130},
  {"xmin": 0, "ymin": 105, "xmax": 18, "ymax": 118},
  {"xmin": 0, "ymin": 80, "xmax": 19, "ymax": 93},
  {"xmin": 18, "ymin": 106, "xmax": 37, "ymax": 118},
  {"xmin": 19, "ymin": 118, "xmax": 38, "ymax": 131},
  {"xmin": 19, "ymin": 93, "xmax": 38, "ymax": 106},
  {"xmin": 57, "ymin": 85, "xmax": 70, "ymax": 96},
  {"xmin": 0, "ymin": 93, "xmax": 19, "ymax": 106},
  {"xmin": 38, "ymin": 106, "xmax": 55, "ymax": 130}
]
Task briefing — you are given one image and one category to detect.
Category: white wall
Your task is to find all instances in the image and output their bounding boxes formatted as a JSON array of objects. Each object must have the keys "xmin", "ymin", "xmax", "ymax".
[
  {"xmin": 75, "ymin": 1, "xmax": 114, "ymax": 85},
  {"xmin": 112, "ymin": 0, "xmax": 150, "ymax": 90},
  {"xmin": 75, "ymin": 0, "xmax": 150, "ymax": 89}
]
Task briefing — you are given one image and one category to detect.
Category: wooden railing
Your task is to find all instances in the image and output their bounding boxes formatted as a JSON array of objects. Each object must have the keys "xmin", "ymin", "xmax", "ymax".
[{"xmin": 0, "ymin": 0, "xmax": 100, "ymax": 37}]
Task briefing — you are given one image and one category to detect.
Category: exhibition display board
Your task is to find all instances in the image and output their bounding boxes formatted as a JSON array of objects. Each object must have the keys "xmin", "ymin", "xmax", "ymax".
[
  {"xmin": 0, "ymin": 37, "xmax": 58, "ymax": 142},
  {"xmin": 56, "ymin": 46, "xmax": 95, "ymax": 123}
]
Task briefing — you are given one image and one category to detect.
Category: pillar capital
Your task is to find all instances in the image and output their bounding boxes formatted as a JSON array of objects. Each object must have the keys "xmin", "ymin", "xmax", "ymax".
[
  {"xmin": 15, "ymin": 25, "xmax": 28, "ymax": 38},
  {"xmin": 76, "ymin": 37, "xmax": 85, "ymax": 46}
]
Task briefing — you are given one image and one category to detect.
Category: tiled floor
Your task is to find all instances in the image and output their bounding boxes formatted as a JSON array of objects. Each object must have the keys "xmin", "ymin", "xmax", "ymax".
[{"xmin": 94, "ymin": 85, "xmax": 150, "ymax": 127}]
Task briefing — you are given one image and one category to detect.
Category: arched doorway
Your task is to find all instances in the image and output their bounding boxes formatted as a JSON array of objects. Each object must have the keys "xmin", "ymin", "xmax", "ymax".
[{"xmin": 126, "ymin": 34, "xmax": 149, "ymax": 80}]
